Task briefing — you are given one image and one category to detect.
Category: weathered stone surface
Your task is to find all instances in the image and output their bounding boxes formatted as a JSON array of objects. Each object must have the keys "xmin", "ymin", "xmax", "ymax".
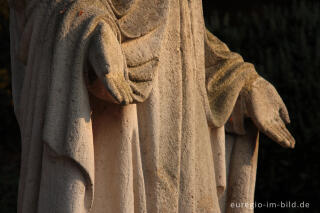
[{"xmin": 9, "ymin": 0, "xmax": 294, "ymax": 212}]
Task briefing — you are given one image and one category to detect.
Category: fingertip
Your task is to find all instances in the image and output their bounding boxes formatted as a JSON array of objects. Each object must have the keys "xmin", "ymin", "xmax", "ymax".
[
  {"xmin": 286, "ymin": 117, "xmax": 291, "ymax": 124},
  {"xmin": 291, "ymin": 139, "xmax": 296, "ymax": 149},
  {"xmin": 282, "ymin": 141, "xmax": 291, "ymax": 149},
  {"xmin": 288, "ymin": 134, "xmax": 295, "ymax": 149}
]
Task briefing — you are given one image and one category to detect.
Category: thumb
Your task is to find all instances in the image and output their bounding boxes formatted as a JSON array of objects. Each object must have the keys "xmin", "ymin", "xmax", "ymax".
[{"xmin": 279, "ymin": 102, "xmax": 291, "ymax": 124}]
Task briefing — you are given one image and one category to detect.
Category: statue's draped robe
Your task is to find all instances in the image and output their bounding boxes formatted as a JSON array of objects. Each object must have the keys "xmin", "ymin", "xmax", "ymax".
[{"xmin": 10, "ymin": 0, "xmax": 259, "ymax": 212}]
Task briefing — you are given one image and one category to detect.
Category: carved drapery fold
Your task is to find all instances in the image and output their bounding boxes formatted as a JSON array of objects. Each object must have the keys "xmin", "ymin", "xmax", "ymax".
[{"xmin": 205, "ymin": 30, "xmax": 259, "ymax": 128}]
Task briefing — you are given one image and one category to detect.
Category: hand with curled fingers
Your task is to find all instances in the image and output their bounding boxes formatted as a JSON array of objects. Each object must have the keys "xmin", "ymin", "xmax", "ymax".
[{"xmin": 87, "ymin": 22, "xmax": 134, "ymax": 105}]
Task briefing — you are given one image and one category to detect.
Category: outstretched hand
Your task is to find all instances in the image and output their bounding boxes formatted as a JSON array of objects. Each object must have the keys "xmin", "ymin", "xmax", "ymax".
[{"xmin": 243, "ymin": 77, "xmax": 295, "ymax": 148}]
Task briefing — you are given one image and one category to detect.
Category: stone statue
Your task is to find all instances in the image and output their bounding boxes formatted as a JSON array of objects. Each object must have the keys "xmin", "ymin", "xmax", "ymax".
[{"xmin": 9, "ymin": 0, "xmax": 295, "ymax": 212}]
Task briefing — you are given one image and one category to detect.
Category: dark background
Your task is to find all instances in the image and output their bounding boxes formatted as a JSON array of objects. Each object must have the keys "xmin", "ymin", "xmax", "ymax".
[{"xmin": 0, "ymin": 0, "xmax": 319, "ymax": 212}]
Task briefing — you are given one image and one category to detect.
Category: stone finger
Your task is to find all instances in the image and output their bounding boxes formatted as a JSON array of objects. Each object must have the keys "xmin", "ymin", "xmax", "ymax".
[
  {"xmin": 279, "ymin": 124, "xmax": 295, "ymax": 148},
  {"xmin": 279, "ymin": 105, "xmax": 291, "ymax": 124},
  {"xmin": 270, "ymin": 124, "xmax": 292, "ymax": 148}
]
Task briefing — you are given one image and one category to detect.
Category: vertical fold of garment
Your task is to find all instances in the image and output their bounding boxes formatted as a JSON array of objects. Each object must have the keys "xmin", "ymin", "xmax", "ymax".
[
  {"xmin": 10, "ymin": 0, "xmax": 259, "ymax": 212},
  {"xmin": 11, "ymin": 0, "xmax": 169, "ymax": 212}
]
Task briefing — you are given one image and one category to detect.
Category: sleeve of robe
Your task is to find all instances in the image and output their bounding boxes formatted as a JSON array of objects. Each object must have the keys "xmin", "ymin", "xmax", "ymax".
[
  {"xmin": 204, "ymin": 29, "xmax": 259, "ymax": 129},
  {"xmin": 82, "ymin": 0, "xmax": 168, "ymax": 106},
  {"xmin": 205, "ymin": 29, "xmax": 260, "ymax": 213},
  {"xmin": 85, "ymin": 17, "xmax": 161, "ymax": 105}
]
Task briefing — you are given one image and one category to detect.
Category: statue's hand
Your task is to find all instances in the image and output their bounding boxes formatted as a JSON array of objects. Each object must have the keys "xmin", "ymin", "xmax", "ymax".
[
  {"xmin": 243, "ymin": 77, "xmax": 295, "ymax": 148},
  {"xmin": 87, "ymin": 23, "xmax": 134, "ymax": 105},
  {"xmin": 103, "ymin": 71, "xmax": 133, "ymax": 105}
]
